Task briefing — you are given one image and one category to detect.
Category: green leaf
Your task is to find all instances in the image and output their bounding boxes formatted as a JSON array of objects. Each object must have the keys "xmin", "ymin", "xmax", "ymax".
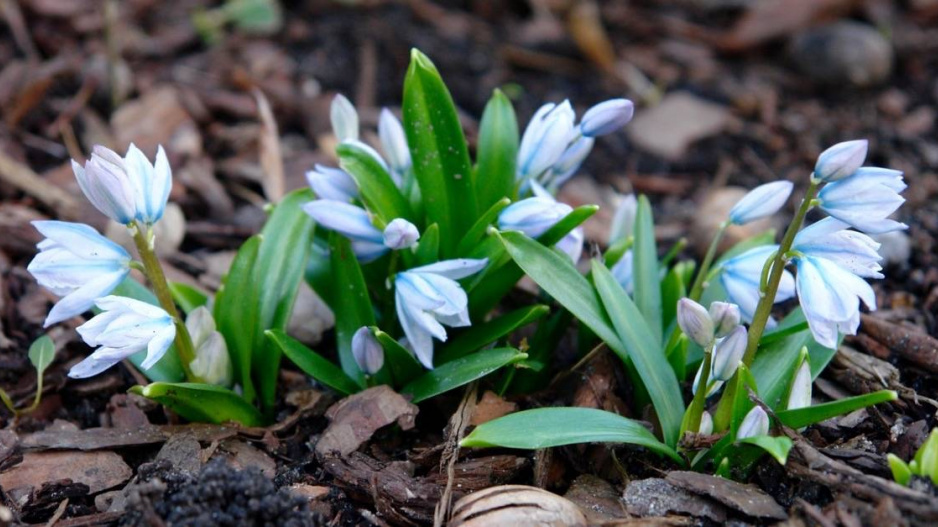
[
  {"xmin": 496, "ymin": 231, "xmax": 621, "ymax": 348},
  {"xmin": 224, "ymin": 0, "xmax": 282, "ymax": 33},
  {"xmin": 214, "ymin": 235, "xmax": 261, "ymax": 402},
  {"xmin": 169, "ymin": 282, "xmax": 210, "ymax": 314},
  {"xmin": 337, "ymin": 142, "xmax": 413, "ymax": 224},
  {"xmin": 632, "ymin": 196, "xmax": 661, "ymax": 341},
  {"xmin": 415, "ymin": 223, "xmax": 440, "ymax": 266},
  {"xmin": 436, "ymin": 305, "xmax": 549, "ymax": 364},
  {"xmin": 776, "ymin": 390, "xmax": 897, "ymax": 429},
  {"xmin": 475, "ymin": 89, "xmax": 518, "ymax": 212},
  {"xmin": 329, "ymin": 232, "xmax": 374, "ymax": 387},
  {"xmin": 738, "ymin": 435, "xmax": 793, "ymax": 465},
  {"xmin": 372, "ymin": 328, "xmax": 424, "ymax": 387},
  {"xmin": 111, "ymin": 279, "xmax": 185, "ymax": 382},
  {"xmin": 130, "ymin": 382, "xmax": 263, "ymax": 427},
  {"xmin": 888, "ymin": 453, "xmax": 912, "ymax": 486},
  {"xmin": 593, "ymin": 261, "xmax": 684, "ymax": 447},
  {"xmin": 266, "ymin": 330, "xmax": 361, "ymax": 395},
  {"xmin": 457, "ymin": 198, "xmax": 511, "ymax": 257},
  {"xmin": 460, "ymin": 408, "xmax": 682, "ymax": 463},
  {"xmin": 661, "ymin": 261, "xmax": 693, "ymax": 333},
  {"xmin": 509, "ymin": 310, "xmax": 572, "ymax": 394},
  {"xmin": 403, "ymin": 49, "xmax": 476, "ymax": 257},
  {"xmin": 28, "ymin": 335, "xmax": 55, "ymax": 376},
  {"xmin": 252, "ymin": 188, "xmax": 316, "ymax": 410},
  {"xmin": 401, "ymin": 347, "xmax": 526, "ymax": 403}
]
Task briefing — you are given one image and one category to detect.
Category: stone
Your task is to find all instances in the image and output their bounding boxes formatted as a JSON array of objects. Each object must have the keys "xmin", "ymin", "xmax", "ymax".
[{"xmin": 789, "ymin": 22, "xmax": 892, "ymax": 87}]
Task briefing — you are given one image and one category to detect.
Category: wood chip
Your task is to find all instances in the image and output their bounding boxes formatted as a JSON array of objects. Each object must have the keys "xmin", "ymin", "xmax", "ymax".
[
  {"xmin": 861, "ymin": 314, "xmax": 938, "ymax": 373},
  {"xmin": 0, "ymin": 451, "xmax": 131, "ymax": 500},
  {"xmin": 316, "ymin": 386, "xmax": 418, "ymax": 457},
  {"xmin": 624, "ymin": 478, "xmax": 728, "ymax": 523},
  {"xmin": 665, "ymin": 471, "xmax": 787, "ymax": 520},
  {"xmin": 20, "ymin": 424, "xmax": 238, "ymax": 451}
]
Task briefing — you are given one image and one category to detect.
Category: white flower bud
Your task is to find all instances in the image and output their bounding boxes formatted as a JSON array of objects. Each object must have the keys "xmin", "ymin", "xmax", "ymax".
[
  {"xmin": 677, "ymin": 298, "xmax": 714, "ymax": 347},
  {"xmin": 608, "ymin": 193, "xmax": 637, "ymax": 245},
  {"xmin": 190, "ymin": 332, "xmax": 233, "ymax": 387},
  {"xmin": 814, "ymin": 139, "xmax": 867, "ymax": 182},
  {"xmin": 579, "ymin": 99, "xmax": 634, "ymax": 137},
  {"xmin": 708, "ymin": 301, "xmax": 741, "ymax": 338},
  {"xmin": 383, "ymin": 218, "xmax": 420, "ymax": 250},
  {"xmin": 352, "ymin": 326, "xmax": 384, "ymax": 375},
  {"xmin": 699, "ymin": 411, "xmax": 714, "ymax": 435},
  {"xmin": 787, "ymin": 357, "xmax": 812, "ymax": 411},
  {"xmin": 331, "ymin": 94, "xmax": 359, "ymax": 142},
  {"xmin": 737, "ymin": 406, "xmax": 769, "ymax": 439},
  {"xmin": 711, "ymin": 326, "xmax": 747, "ymax": 382},
  {"xmin": 728, "ymin": 181, "xmax": 793, "ymax": 225}
]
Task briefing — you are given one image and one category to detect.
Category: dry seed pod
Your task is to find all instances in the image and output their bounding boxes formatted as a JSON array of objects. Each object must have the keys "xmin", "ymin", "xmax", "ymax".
[{"xmin": 450, "ymin": 485, "xmax": 587, "ymax": 527}]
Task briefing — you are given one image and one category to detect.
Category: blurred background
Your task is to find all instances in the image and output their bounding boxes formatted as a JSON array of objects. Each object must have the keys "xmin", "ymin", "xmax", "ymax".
[{"xmin": 0, "ymin": 0, "xmax": 935, "ymax": 353}]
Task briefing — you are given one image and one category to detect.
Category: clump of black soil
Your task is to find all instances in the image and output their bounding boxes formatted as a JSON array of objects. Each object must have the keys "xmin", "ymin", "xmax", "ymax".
[{"xmin": 122, "ymin": 459, "xmax": 323, "ymax": 527}]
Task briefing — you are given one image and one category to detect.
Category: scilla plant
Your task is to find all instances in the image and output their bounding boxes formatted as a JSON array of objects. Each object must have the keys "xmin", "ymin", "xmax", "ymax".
[
  {"xmin": 462, "ymin": 139, "xmax": 902, "ymax": 475},
  {"xmin": 27, "ymin": 49, "xmax": 633, "ymax": 424}
]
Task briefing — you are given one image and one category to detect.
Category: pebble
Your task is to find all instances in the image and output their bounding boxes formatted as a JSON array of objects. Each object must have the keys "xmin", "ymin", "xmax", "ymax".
[
  {"xmin": 788, "ymin": 22, "xmax": 892, "ymax": 87},
  {"xmin": 873, "ymin": 230, "xmax": 912, "ymax": 267}
]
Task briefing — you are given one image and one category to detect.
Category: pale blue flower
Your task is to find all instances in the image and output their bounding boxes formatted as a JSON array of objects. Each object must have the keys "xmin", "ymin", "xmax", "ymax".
[
  {"xmin": 529, "ymin": 182, "xmax": 582, "ymax": 263},
  {"xmin": 608, "ymin": 194, "xmax": 637, "ymax": 244},
  {"xmin": 709, "ymin": 301, "xmax": 740, "ymax": 338},
  {"xmin": 379, "ymin": 108, "xmax": 412, "ymax": 177},
  {"xmin": 28, "ymin": 221, "xmax": 131, "ymax": 327},
  {"xmin": 331, "ymin": 94, "xmax": 359, "ymax": 142},
  {"xmin": 186, "ymin": 306, "xmax": 232, "ymax": 387},
  {"xmin": 71, "ymin": 146, "xmax": 137, "ymax": 224},
  {"xmin": 793, "ymin": 218, "xmax": 882, "ymax": 278},
  {"xmin": 395, "ymin": 259, "xmax": 488, "ymax": 368},
  {"xmin": 717, "ymin": 245, "xmax": 795, "ymax": 324},
  {"xmin": 302, "ymin": 200, "xmax": 387, "ymax": 262},
  {"xmin": 611, "ymin": 250, "xmax": 633, "ymax": 294},
  {"xmin": 711, "ymin": 325, "xmax": 747, "ymax": 382},
  {"xmin": 729, "ymin": 181, "xmax": 793, "ymax": 225},
  {"xmin": 383, "ymin": 218, "xmax": 420, "ymax": 250},
  {"xmin": 792, "ymin": 254, "xmax": 875, "ymax": 349},
  {"xmin": 70, "ymin": 296, "xmax": 176, "ymax": 378},
  {"xmin": 546, "ymin": 135, "xmax": 594, "ymax": 189},
  {"xmin": 817, "ymin": 167, "xmax": 907, "ymax": 234},
  {"xmin": 352, "ymin": 326, "xmax": 384, "ymax": 375},
  {"xmin": 306, "ymin": 164, "xmax": 359, "ymax": 202},
  {"xmin": 498, "ymin": 197, "xmax": 572, "ymax": 238},
  {"xmin": 579, "ymin": 98, "xmax": 634, "ymax": 137},
  {"xmin": 517, "ymin": 101, "xmax": 575, "ymax": 183},
  {"xmin": 124, "ymin": 144, "xmax": 172, "ymax": 224},
  {"xmin": 814, "ymin": 139, "xmax": 867, "ymax": 182},
  {"xmin": 678, "ymin": 298, "xmax": 714, "ymax": 347},
  {"xmin": 737, "ymin": 406, "xmax": 769, "ymax": 439}
]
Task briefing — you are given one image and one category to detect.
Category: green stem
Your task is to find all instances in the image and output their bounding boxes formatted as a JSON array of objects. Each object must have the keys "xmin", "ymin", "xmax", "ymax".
[
  {"xmin": 742, "ymin": 180, "xmax": 819, "ymax": 366},
  {"xmin": 131, "ymin": 225, "xmax": 202, "ymax": 382},
  {"xmin": 685, "ymin": 341, "xmax": 714, "ymax": 434},
  {"xmin": 688, "ymin": 222, "xmax": 728, "ymax": 301}
]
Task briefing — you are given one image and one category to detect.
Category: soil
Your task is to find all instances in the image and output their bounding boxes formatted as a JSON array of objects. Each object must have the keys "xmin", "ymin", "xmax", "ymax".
[{"xmin": 1, "ymin": 0, "xmax": 937, "ymax": 525}]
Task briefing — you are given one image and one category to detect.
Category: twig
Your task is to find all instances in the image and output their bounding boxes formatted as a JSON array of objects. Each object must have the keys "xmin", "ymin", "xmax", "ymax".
[
  {"xmin": 548, "ymin": 342, "xmax": 607, "ymax": 388},
  {"xmin": 0, "ymin": 150, "xmax": 79, "ymax": 218},
  {"xmin": 434, "ymin": 383, "xmax": 478, "ymax": 527}
]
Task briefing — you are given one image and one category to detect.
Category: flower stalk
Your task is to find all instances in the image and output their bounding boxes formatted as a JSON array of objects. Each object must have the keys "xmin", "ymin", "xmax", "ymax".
[
  {"xmin": 130, "ymin": 225, "xmax": 201, "ymax": 382},
  {"xmin": 685, "ymin": 341, "xmax": 714, "ymax": 435}
]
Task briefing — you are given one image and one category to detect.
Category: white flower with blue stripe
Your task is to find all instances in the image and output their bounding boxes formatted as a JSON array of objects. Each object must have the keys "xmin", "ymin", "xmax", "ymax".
[
  {"xmin": 817, "ymin": 167, "xmax": 907, "ymax": 234},
  {"xmin": 302, "ymin": 200, "xmax": 388, "ymax": 262},
  {"xmin": 717, "ymin": 245, "xmax": 795, "ymax": 324}
]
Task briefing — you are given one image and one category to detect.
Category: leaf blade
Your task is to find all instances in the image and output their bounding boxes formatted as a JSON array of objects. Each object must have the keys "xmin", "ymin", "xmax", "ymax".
[
  {"xmin": 401, "ymin": 347, "xmax": 526, "ymax": 403},
  {"xmin": 266, "ymin": 329, "xmax": 361, "ymax": 395},
  {"xmin": 130, "ymin": 382, "xmax": 263, "ymax": 427}
]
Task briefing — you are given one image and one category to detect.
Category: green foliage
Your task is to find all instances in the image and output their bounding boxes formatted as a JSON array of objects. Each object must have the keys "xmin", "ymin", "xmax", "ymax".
[
  {"xmin": 889, "ymin": 428, "xmax": 938, "ymax": 486},
  {"xmin": 402, "ymin": 348, "xmax": 528, "ymax": 403},
  {"xmin": 130, "ymin": 383, "xmax": 264, "ymax": 427}
]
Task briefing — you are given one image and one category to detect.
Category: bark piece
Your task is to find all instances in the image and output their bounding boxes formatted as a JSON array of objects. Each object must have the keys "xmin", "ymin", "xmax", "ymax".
[
  {"xmin": 624, "ymin": 478, "xmax": 728, "ymax": 523},
  {"xmin": 20, "ymin": 424, "xmax": 238, "ymax": 451},
  {"xmin": 154, "ymin": 433, "xmax": 202, "ymax": 477},
  {"xmin": 563, "ymin": 475, "xmax": 628, "ymax": 523},
  {"xmin": 0, "ymin": 451, "xmax": 131, "ymax": 503},
  {"xmin": 861, "ymin": 314, "xmax": 938, "ymax": 373},
  {"xmin": 666, "ymin": 471, "xmax": 787, "ymax": 520},
  {"xmin": 217, "ymin": 439, "xmax": 276, "ymax": 479},
  {"xmin": 316, "ymin": 385, "xmax": 418, "ymax": 456}
]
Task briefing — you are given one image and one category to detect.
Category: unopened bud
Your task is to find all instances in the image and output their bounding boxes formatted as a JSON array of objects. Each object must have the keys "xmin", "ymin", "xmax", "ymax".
[
  {"xmin": 579, "ymin": 99, "xmax": 634, "ymax": 137},
  {"xmin": 677, "ymin": 298, "xmax": 714, "ymax": 347},
  {"xmin": 814, "ymin": 139, "xmax": 867, "ymax": 182},
  {"xmin": 737, "ymin": 406, "xmax": 769, "ymax": 439},
  {"xmin": 708, "ymin": 301, "xmax": 741, "ymax": 338},
  {"xmin": 728, "ymin": 181, "xmax": 793, "ymax": 225},
  {"xmin": 787, "ymin": 355, "xmax": 812, "ymax": 410},
  {"xmin": 352, "ymin": 326, "xmax": 384, "ymax": 375},
  {"xmin": 331, "ymin": 94, "xmax": 359, "ymax": 142},
  {"xmin": 383, "ymin": 218, "xmax": 420, "ymax": 250},
  {"xmin": 711, "ymin": 326, "xmax": 747, "ymax": 382},
  {"xmin": 699, "ymin": 411, "xmax": 714, "ymax": 435}
]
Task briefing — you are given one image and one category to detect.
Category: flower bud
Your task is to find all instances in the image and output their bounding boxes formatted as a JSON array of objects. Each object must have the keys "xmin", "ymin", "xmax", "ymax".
[
  {"xmin": 72, "ymin": 147, "xmax": 137, "ymax": 224},
  {"xmin": 186, "ymin": 306, "xmax": 216, "ymax": 347},
  {"xmin": 608, "ymin": 194, "xmax": 637, "ymax": 244},
  {"xmin": 579, "ymin": 98, "xmax": 634, "ymax": 137},
  {"xmin": 383, "ymin": 218, "xmax": 420, "ymax": 250},
  {"xmin": 677, "ymin": 298, "xmax": 714, "ymax": 347},
  {"xmin": 711, "ymin": 326, "xmax": 747, "ymax": 382},
  {"xmin": 331, "ymin": 94, "xmax": 359, "ymax": 142},
  {"xmin": 306, "ymin": 165, "xmax": 359, "ymax": 202},
  {"xmin": 814, "ymin": 139, "xmax": 868, "ymax": 182},
  {"xmin": 699, "ymin": 411, "xmax": 714, "ymax": 435},
  {"xmin": 737, "ymin": 406, "xmax": 769, "ymax": 439},
  {"xmin": 786, "ymin": 356, "xmax": 812, "ymax": 410},
  {"xmin": 728, "ymin": 181, "xmax": 793, "ymax": 225},
  {"xmin": 708, "ymin": 301, "xmax": 741, "ymax": 338},
  {"xmin": 498, "ymin": 197, "xmax": 572, "ymax": 238},
  {"xmin": 379, "ymin": 108, "xmax": 412, "ymax": 176},
  {"xmin": 352, "ymin": 326, "xmax": 384, "ymax": 375},
  {"xmin": 548, "ymin": 135, "xmax": 594, "ymax": 188},
  {"xmin": 190, "ymin": 332, "xmax": 233, "ymax": 387},
  {"xmin": 517, "ymin": 101, "xmax": 575, "ymax": 181}
]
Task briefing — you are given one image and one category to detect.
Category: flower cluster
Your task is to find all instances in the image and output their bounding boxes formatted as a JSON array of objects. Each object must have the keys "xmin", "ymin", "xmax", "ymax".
[{"xmin": 677, "ymin": 298, "xmax": 747, "ymax": 396}]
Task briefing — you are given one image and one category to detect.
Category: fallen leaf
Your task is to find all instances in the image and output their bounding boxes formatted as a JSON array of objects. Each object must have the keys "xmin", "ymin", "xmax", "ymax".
[
  {"xmin": 470, "ymin": 390, "xmax": 518, "ymax": 426},
  {"xmin": 316, "ymin": 386, "xmax": 418, "ymax": 456},
  {"xmin": 627, "ymin": 92, "xmax": 731, "ymax": 161},
  {"xmin": 665, "ymin": 471, "xmax": 787, "ymax": 520},
  {"xmin": 0, "ymin": 451, "xmax": 132, "ymax": 502}
]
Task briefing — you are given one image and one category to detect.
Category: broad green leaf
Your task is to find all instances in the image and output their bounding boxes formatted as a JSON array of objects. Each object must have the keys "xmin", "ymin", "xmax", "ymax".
[
  {"xmin": 475, "ymin": 89, "xmax": 518, "ymax": 212},
  {"xmin": 437, "ymin": 304, "xmax": 549, "ymax": 364},
  {"xmin": 460, "ymin": 407, "xmax": 682, "ymax": 463},
  {"xmin": 266, "ymin": 330, "xmax": 361, "ymax": 395},
  {"xmin": 403, "ymin": 49, "xmax": 476, "ymax": 257},
  {"xmin": 252, "ymin": 188, "xmax": 316, "ymax": 410},
  {"xmin": 776, "ymin": 390, "xmax": 897, "ymax": 429},
  {"xmin": 329, "ymin": 232, "xmax": 374, "ymax": 387},
  {"xmin": 372, "ymin": 328, "xmax": 424, "ymax": 387},
  {"xmin": 593, "ymin": 261, "xmax": 684, "ymax": 447},
  {"xmin": 468, "ymin": 206, "xmax": 597, "ymax": 317},
  {"xmin": 111, "ymin": 279, "xmax": 185, "ymax": 382},
  {"xmin": 457, "ymin": 198, "xmax": 511, "ymax": 257},
  {"xmin": 337, "ymin": 142, "xmax": 413, "ymax": 224},
  {"xmin": 28, "ymin": 335, "xmax": 55, "ymax": 376},
  {"xmin": 131, "ymin": 382, "xmax": 263, "ymax": 426},
  {"xmin": 632, "ymin": 196, "xmax": 661, "ymax": 341},
  {"xmin": 888, "ymin": 454, "xmax": 912, "ymax": 486},
  {"xmin": 169, "ymin": 282, "xmax": 210, "ymax": 314},
  {"xmin": 415, "ymin": 223, "xmax": 440, "ymax": 266},
  {"xmin": 496, "ymin": 231, "xmax": 621, "ymax": 348},
  {"xmin": 401, "ymin": 347, "xmax": 526, "ymax": 403},
  {"xmin": 738, "ymin": 435, "xmax": 793, "ymax": 465},
  {"xmin": 305, "ymin": 238, "xmax": 333, "ymax": 306},
  {"xmin": 214, "ymin": 235, "xmax": 261, "ymax": 402},
  {"xmin": 224, "ymin": 0, "xmax": 282, "ymax": 33}
]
